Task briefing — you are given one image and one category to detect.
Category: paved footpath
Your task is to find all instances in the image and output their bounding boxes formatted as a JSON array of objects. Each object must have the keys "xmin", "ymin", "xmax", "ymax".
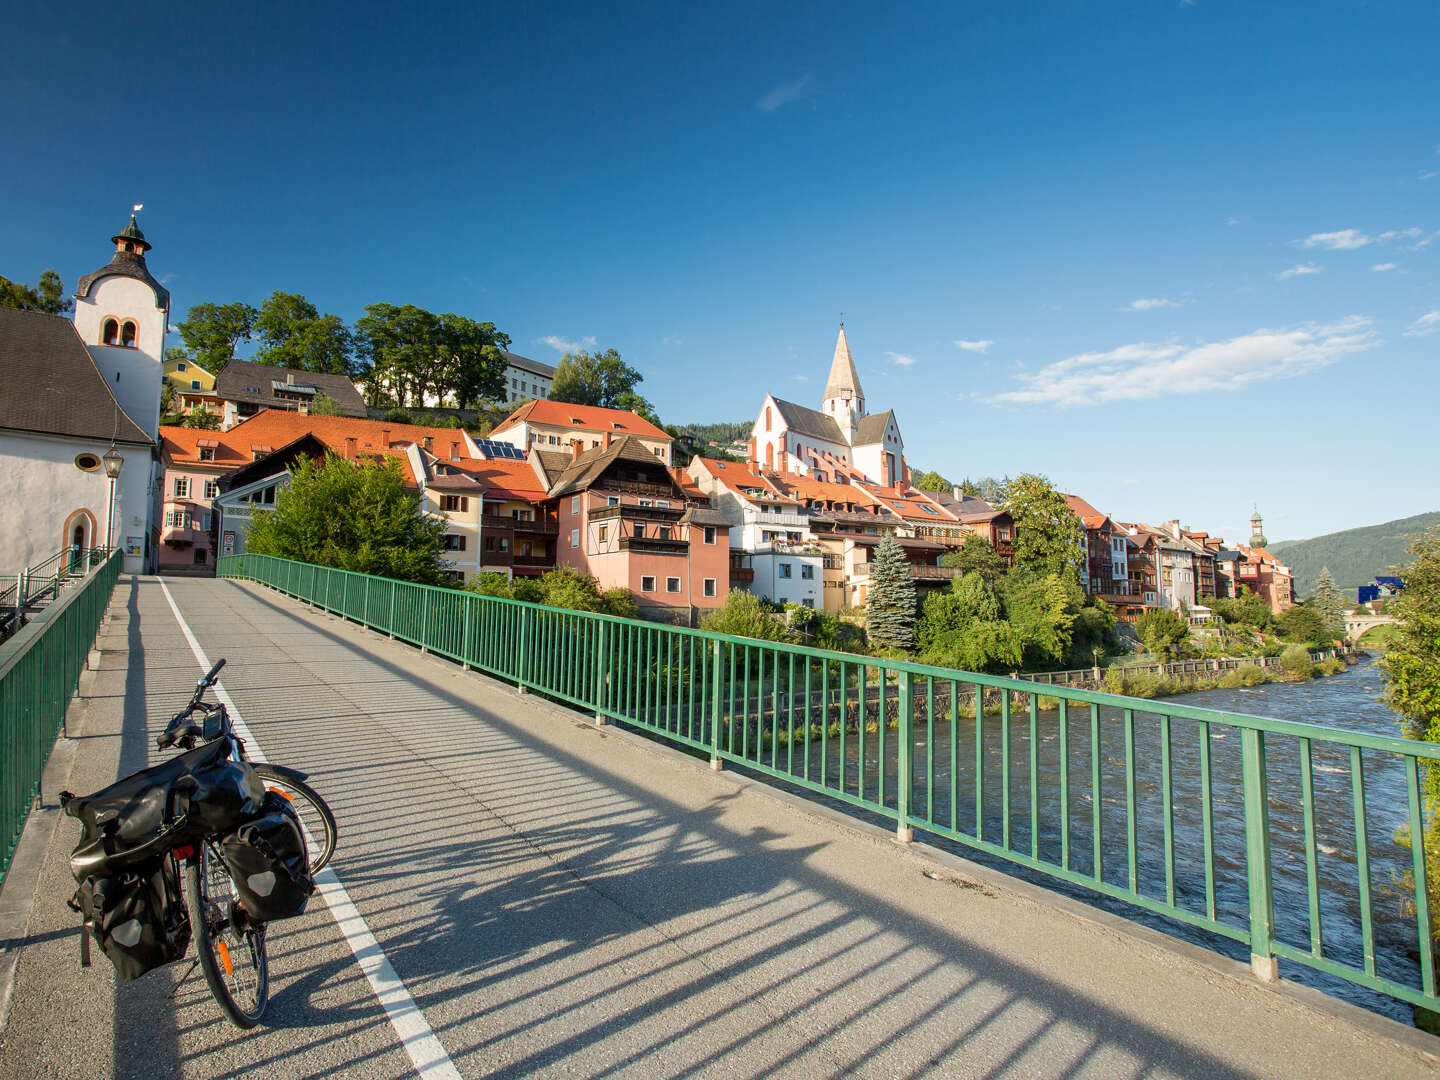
[{"xmin": 1, "ymin": 575, "xmax": 1437, "ymax": 1079}]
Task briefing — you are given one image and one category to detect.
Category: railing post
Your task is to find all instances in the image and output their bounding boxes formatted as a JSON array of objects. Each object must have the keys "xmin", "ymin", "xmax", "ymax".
[
  {"xmin": 517, "ymin": 604, "xmax": 532, "ymax": 694},
  {"xmin": 709, "ymin": 639, "xmax": 723, "ymax": 770},
  {"xmin": 897, "ymin": 669, "xmax": 914, "ymax": 842},
  {"xmin": 462, "ymin": 593, "xmax": 474, "ymax": 670},
  {"xmin": 593, "ymin": 619, "xmax": 608, "ymax": 725},
  {"xmin": 1241, "ymin": 727, "xmax": 1277, "ymax": 980}
]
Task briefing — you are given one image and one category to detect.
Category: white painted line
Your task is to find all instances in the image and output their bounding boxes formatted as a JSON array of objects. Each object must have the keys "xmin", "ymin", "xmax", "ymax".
[{"xmin": 159, "ymin": 577, "xmax": 461, "ymax": 1080}]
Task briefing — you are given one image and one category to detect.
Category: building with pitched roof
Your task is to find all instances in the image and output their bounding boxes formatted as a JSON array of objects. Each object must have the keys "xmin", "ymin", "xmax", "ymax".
[
  {"xmin": 489, "ymin": 400, "xmax": 674, "ymax": 464},
  {"xmin": 748, "ymin": 326, "xmax": 909, "ymax": 488},
  {"xmin": 213, "ymin": 359, "xmax": 369, "ymax": 426},
  {"xmin": 544, "ymin": 436, "xmax": 729, "ymax": 623}
]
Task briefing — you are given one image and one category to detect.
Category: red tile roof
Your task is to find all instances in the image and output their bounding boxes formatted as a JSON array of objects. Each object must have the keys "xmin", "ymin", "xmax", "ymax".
[
  {"xmin": 448, "ymin": 457, "xmax": 547, "ymax": 501},
  {"xmin": 160, "ymin": 410, "xmax": 470, "ymax": 468},
  {"xmin": 692, "ymin": 457, "xmax": 800, "ymax": 504},
  {"xmin": 1063, "ymin": 493, "xmax": 1111, "ymax": 530},
  {"xmin": 491, "ymin": 400, "xmax": 671, "ymax": 442}
]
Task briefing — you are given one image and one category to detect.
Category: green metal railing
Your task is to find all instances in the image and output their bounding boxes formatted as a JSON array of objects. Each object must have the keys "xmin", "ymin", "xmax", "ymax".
[
  {"xmin": 0, "ymin": 550, "xmax": 122, "ymax": 877},
  {"xmin": 219, "ymin": 553, "xmax": 1440, "ymax": 1013}
]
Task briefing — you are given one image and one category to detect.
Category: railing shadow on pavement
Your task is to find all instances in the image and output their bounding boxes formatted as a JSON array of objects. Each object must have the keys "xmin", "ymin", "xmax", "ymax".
[{"xmin": 138, "ymin": 577, "xmax": 1326, "ymax": 1079}]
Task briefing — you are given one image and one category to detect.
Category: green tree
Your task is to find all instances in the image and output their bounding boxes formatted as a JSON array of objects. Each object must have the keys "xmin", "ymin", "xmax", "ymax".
[
  {"xmin": 1000, "ymin": 572, "xmax": 1078, "ymax": 668},
  {"xmin": 866, "ymin": 532, "xmax": 917, "ymax": 650},
  {"xmin": 913, "ymin": 470, "xmax": 951, "ymax": 494},
  {"xmin": 177, "ymin": 301, "xmax": 258, "ymax": 369},
  {"xmin": 309, "ymin": 392, "xmax": 344, "ymax": 416},
  {"xmin": 549, "ymin": 348, "xmax": 644, "ymax": 408},
  {"xmin": 1277, "ymin": 601, "xmax": 1326, "ymax": 644},
  {"xmin": 254, "ymin": 291, "xmax": 355, "ymax": 375},
  {"xmin": 0, "ymin": 270, "xmax": 71, "ymax": 314},
  {"xmin": 182, "ymin": 404, "xmax": 222, "ymax": 430},
  {"xmin": 354, "ymin": 304, "xmax": 509, "ymax": 408},
  {"xmin": 1136, "ymin": 607, "xmax": 1188, "ymax": 657},
  {"xmin": 245, "ymin": 454, "xmax": 445, "ymax": 584},
  {"xmin": 1002, "ymin": 473, "xmax": 1084, "ymax": 585},
  {"xmin": 612, "ymin": 389, "xmax": 661, "ymax": 425},
  {"xmin": 1312, "ymin": 566, "xmax": 1345, "ymax": 638},
  {"xmin": 939, "ymin": 533, "xmax": 1008, "ymax": 590},
  {"xmin": 916, "ymin": 572, "xmax": 1021, "ymax": 673},
  {"xmin": 1378, "ymin": 527, "xmax": 1440, "ymax": 971},
  {"xmin": 701, "ymin": 590, "xmax": 796, "ymax": 642},
  {"xmin": 958, "ymin": 475, "xmax": 1009, "ymax": 503},
  {"xmin": 1068, "ymin": 600, "xmax": 1118, "ymax": 668}
]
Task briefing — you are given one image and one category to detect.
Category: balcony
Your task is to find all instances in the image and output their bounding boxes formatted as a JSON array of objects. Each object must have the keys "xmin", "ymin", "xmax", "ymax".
[
  {"xmin": 590, "ymin": 503, "xmax": 686, "ymax": 524},
  {"xmin": 730, "ymin": 567, "xmax": 755, "ymax": 584},
  {"xmin": 513, "ymin": 553, "xmax": 554, "ymax": 568},
  {"xmin": 909, "ymin": 565, "xmax": 961, "ymax": 581},
  {"xmin": 161, "ymin": 526, "xmax": 207, "ymax": 547},
  {"xmin": 483, "ymin": 513, "xmax": 558, "ymax": 534},
  {"xmin": 618, "ymin": 535, "xmax": 689, "ymax": 556},
  {"xmin": 595, "ymin": 479, "xmax": 674, "ymax": 499}
]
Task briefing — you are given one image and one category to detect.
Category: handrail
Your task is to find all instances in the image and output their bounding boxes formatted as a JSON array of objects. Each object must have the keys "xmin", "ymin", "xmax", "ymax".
[
  {"xmin": 218, "ymin": 551, "xmax": 1440, "ymax": 1015},
  {"xmin": 0, "ymin": 549, "xmax": 122, "ymax": 878}
]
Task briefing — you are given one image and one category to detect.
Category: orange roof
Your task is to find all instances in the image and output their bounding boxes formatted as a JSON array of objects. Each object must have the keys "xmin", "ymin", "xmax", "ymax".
[
  {"xmin": 859, "ymin": 485, "xmax": 961, "ymax": 524},
  {"xmin": 692, "ymin": 457, "xmax": 799, "ymax": 504},
  {"xmin": 776, "ymin": 473, "xmax": 883, "ymax": 510},
  {"xmin": 449, "ymin": 457, "xmax": 547, "ymax": 501},
  {"xmin": 491, "ymin": 400, "xmax": 671, "ymax": 442},
  {"xmin": 162, "ymin": 410, "xmax": 470, "ymax": 468},
  {"xmin": 1063, "ymin": 493, "xmax": 1111, "ymax": 530}
]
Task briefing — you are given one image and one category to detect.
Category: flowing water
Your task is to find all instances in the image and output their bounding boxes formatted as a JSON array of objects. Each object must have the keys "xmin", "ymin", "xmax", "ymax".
[{"xmin": 775, "ymin": 657, "xmax": 1426, "ymax": 1025}]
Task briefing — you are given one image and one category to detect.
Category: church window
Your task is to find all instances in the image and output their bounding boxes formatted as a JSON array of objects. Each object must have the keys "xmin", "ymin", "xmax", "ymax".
[
  {"xmin": 102, "ymin": 319, "xmax": 119, "ymax": 345},
  {"xmin": 765, "ymin": 407, "xmax": 772, "ymax": 432},
  {"xmin": 121, "ymin": 321, "xmax": 137, "ymax": 348}
]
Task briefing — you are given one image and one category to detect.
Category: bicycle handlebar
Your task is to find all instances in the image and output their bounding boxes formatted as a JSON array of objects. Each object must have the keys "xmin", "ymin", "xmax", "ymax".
[{"xmin": 159, "ymin": 658, "xmax": 229, "ymax": 751}]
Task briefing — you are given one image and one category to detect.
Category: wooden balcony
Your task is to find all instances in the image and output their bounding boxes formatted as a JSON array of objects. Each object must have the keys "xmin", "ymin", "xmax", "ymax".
[
  {"xmin": 619, "ymin": 535, "xmax": 689, "ymax": 556},
  {"xmin": 483, "ymin": 513, "xmax": 558, "ymax": 534},
  {"xmin": 591, "ymin": 503, "xmax": 686, "ymax": 524}
]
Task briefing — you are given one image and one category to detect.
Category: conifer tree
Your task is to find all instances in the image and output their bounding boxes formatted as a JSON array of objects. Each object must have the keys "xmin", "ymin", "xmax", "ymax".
[
  {"xmin": 1313, "ymin": 566, "xmax": 1344, "ymax": 638},
  {"xmin": 866, "ymin": 532, "xmax": 917, "ymax": 650}
]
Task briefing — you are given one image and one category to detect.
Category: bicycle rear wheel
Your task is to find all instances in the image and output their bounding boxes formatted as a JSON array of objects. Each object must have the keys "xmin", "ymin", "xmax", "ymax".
[
  {"xmin": 183, "ymin": 841, "xmax": 268, "ymax": 1028},
  {"xmin": 251, "ymin": 764, "xmax": 337, "ymax": 874}
]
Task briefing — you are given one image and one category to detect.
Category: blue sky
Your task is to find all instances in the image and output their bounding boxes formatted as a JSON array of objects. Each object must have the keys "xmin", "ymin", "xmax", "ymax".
[{"xmin": 5, "ymin": 2, "xmax": 1437, "ymax": 546}]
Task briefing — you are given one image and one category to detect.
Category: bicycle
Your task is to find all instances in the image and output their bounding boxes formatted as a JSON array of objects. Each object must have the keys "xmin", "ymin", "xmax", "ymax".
[
  {"xmin": 64, "ymin": 658, "xmax": 336, "ymax": 1029},
  {"xmin": 159, "ymin": 659, "xmax": 337, "ymax": 875}
]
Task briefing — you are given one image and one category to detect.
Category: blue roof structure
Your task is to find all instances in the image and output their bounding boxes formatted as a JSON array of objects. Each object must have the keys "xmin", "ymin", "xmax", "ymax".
[{"xmin": 473, "ymin": 438, "xmax": 527, "ymax": 460}]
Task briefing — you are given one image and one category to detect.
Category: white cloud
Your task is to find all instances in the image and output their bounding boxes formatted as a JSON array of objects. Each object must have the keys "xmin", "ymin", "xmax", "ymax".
[
  {"xmin": 661, "ymin": 335, "xmax": 681, "ymax": 345},
  {"xmin": 1299, "ymin": 229, "xmax": 1372, "ymax": 250},
  {"xmin": 1278, "ymin": 263, "xmax": 1324, "ymax": 279},
  {"xmin": 791, "ymin": 374, "xmax": 808, "ymax": 382},
  {"xmin": 757, "ymin": 75, "xmax": 815, "ymax": 112},
  {"xmin": 1371, "ymin": 263, "xmax": 1397, "ymax": 272},
  {"xmin": 988, "ymin": 317, "xmax": 1377, "ymax": 407},
  {"xmin": 535, "ymin": 334, "xmax": 597, "ymax": 353},
  {"xmin": 1405, "ymin": 310, "xmax": 1440, "ymax": 337},
  {"xmin": 1378, "ymin": 227, "xmax": 1423, "ymax": 241},
  {"xmin": 1226, "ymin": 216, "xmax": 1240, "ymax": 225},
  {"xmin": 954, "ymin": 339, "xmax": 994, "ymax": 353},
  {"xmin": 1126, "ymin": 297, "xmax": 1181, "ymax": 311},
  {"xmin": 886, "ymin": 351, "xmax": 916, "ymax": 367},
  {"xmin": 1420, "ymin": 171, "xmax": 1439, "ymax": 182}
]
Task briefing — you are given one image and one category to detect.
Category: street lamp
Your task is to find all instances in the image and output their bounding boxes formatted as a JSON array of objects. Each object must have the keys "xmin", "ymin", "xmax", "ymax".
[{"xmin": 102, "ymin": 444, "xmax": 124, "ymax": 553}]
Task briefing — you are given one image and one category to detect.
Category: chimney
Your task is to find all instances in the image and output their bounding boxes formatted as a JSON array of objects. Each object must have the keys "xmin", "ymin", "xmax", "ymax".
[
  {"xmin": 571, "ymin": 439, "xmax": 583, "ymax": 459},
  {"xmin": 423, "ymin": 436, "xmax": 433, "ymax": 450},
  {"xmin": 450, "ymin": 440, "xmax": 460, "ymax": 461},
  {"xmin": 345, "ymin": 436, "xmax": 357, "ymax": 459},
  {"xmin": 381, "ymin": 428, "xmax": 391, "ymax": 448},
  {"xmin": 286, "ymin": 372, "xmax": 294, "ymax": 385},
  {"xmin": 952, "ymin": 485, "xmax": 963, "ymax": 501},
  {"xmin": 602, "ymin": 431, "xmax": 612, "ymax": 450}
]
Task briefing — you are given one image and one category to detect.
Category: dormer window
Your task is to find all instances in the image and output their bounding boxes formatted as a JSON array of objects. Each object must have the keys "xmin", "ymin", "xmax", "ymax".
[
  {"xmin": 177, "ymin": 362, "xmax": 187, "ymax": 372},
  {"xmin": 102, "ymin": 319, "xmax": 119, "ymax": 345}
]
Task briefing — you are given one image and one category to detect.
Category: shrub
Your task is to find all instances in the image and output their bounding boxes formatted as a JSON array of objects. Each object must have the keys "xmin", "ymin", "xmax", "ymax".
[
  {"xmin": 1237, "ymin": 664, "xmax": 1267, "ymax": 687},
  {"xmin": 1217, "ymin": 669, "xmax": 1244, "ymax": 689},
  {"xmin": 1280, "ymin": 644, "xmax": 1315, "ymax": 681}
]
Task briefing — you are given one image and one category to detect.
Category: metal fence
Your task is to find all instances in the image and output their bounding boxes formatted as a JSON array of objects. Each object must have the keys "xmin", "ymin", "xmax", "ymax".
[
  {"xmin": 219, "ymin": 553, "xmax": 1439, "ymax": 1014},
  {"xmin": 1020, "ymin": 650, "xmax": 1342, "ymax": 687},
  {"xmin": 0, "ymin": 550, "xmax": 121, "ymax": 877}
]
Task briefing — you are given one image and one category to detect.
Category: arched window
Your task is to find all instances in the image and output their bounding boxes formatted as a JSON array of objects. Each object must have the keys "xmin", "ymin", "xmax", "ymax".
[
  {"xmin": 121, "ymin": 321, "xmax": 137, "ymax": 348},
  {"xmin": 102, "ymin": 319, "xmax": 119, "ymax": 345},
  {"xmin": 765, "ymin": 407, "xmax": 772, "ymax": 432}
]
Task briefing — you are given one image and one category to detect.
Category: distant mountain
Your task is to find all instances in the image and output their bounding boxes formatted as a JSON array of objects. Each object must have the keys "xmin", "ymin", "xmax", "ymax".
[
  {"xmin": 1268, "ymin": 511, "xmax": 1440, "ymax": 599},
  {"xmin": 675, "ymin": 421, "xmax": 750, "ymax": 449}
]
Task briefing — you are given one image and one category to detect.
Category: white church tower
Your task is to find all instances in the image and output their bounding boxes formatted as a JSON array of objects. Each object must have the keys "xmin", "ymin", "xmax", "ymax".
[
  {"xmin": 72, "ymin": 213, "xmax": 170, "ymax": 440},
  {"xmin": 821, "ymin": 325, "xmax": 865, "ymax": 444}
]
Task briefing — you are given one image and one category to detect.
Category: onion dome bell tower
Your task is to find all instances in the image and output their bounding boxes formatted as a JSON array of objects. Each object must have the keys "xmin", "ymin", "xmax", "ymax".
[
  {"xmin": 72, "ymin": 212, "xmax": 170, "ymax": 440},
  {"xmin": 1250, "ymin": 508, "xmax": 1267, "ymax": 549}
]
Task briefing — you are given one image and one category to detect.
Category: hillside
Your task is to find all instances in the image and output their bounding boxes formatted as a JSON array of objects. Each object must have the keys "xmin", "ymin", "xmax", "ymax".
[{"xmin": 1268, "ymin": 510, "xmax": 1440, "ymax": 599}]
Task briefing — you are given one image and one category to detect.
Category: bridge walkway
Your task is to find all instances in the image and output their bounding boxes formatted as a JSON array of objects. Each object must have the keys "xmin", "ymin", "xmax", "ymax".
[{"xmin": 0, "ymin": 574, "xmax": 1434, "ymax": 1078}]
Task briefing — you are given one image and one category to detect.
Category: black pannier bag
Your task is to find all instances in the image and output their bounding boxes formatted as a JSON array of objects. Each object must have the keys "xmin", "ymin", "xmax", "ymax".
[
  {"xmin": 69, "ymin": 860, "xmax": 191, "ymax": 982},
  {"xmin": 219, "ymin": 792, "xmax": 314, "ymax": 922},
  {"xmin": 65, "ymin": 739, "xmax": 264, "ymax": 883}
]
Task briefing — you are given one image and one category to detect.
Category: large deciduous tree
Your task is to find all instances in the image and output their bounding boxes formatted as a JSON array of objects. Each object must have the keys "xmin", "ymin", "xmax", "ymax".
[
  {"xmin": 939, "ymin": 533, "xmax": 1008, "ymax": 589},
  {"xmin": 917, "ymin": 571, "xmax": 1021, "ymax": 673},
  {"xmin": 866, "ymin": 532, "xmax": 917, "ymax": 650},
  {"xmin": 1002, "ymin": 473, "xmax": 1084, "ymax": 585},
  {"xmin": 913, "ymin": 470, "xmax": 951, "ymax": 494},
  {"xmin": 354, "ymin": 303, "xmax": 509, "ymax": 409},
  {"xmin": 245, "ymin": 455, "xmax": 445, "ymax": 584},
  {"xmin": 177, "ymin": 301, "xmax": 258, "ymax": 370},
  {"xmin": 0, "ymin": 270, "xmax": 71, "ymax": 315},
  {"xmin": 254, "ymin": 291, "xmax": 355, "ymax": 375},
  {"xmin": 549, "ymin": 348, "xmax": 645, "ymax": 408}
]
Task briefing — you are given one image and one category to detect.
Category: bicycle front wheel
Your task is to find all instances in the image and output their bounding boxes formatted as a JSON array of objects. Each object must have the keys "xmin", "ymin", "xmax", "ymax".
[
  {"xmin": 183, "ymin": 841, "xmax": 268, "ymax": 1028},
  {"xmin": 251, "ymin": 764, "xmax": 338, "ymax": 874}
]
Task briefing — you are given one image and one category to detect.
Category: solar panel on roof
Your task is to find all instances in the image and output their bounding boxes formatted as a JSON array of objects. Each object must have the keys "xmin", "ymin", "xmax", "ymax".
[{"xmin": 474, "ymin": 439, "xmax": 527, "ymax": 460}]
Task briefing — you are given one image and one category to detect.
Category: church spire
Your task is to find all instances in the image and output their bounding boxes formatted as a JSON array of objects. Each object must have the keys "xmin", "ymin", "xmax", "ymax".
[{"xmin": 824, "ymin": 325, "xmax": 864, "ymax": 403}]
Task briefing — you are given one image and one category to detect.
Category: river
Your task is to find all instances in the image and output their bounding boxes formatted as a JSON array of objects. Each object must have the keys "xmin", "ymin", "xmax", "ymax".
[{"xmin": 773, "ymin": 656, "xmax": 1426, "ymax": 1025}]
